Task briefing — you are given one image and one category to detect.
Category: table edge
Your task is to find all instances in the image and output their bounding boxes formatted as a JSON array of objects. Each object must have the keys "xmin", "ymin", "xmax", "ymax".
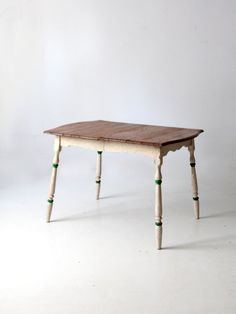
[{"xmin": 43, "ymin": 129, "xmax": 203, "ymax": 147}]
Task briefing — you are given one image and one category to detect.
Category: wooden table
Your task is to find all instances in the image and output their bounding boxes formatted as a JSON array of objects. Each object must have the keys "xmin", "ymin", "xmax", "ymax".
[{"xmin": 44, "ymin": 120, "xmax": 203, "ymax": 249}]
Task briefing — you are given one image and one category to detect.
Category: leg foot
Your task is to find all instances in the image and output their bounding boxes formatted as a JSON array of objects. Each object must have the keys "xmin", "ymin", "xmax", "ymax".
[
  {"xmin": 47, "ymin": 202, "xmax": 53, "ymax": 223},
  {"xmin": 155, "ymin": 222, "xmax": 162, "ymax": 250}
]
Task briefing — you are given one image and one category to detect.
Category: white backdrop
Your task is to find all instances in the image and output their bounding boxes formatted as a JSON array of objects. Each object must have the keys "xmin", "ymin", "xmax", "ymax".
[{"xmin": 0, "ymin": 0, "xmax": 236, "ymax": 196}]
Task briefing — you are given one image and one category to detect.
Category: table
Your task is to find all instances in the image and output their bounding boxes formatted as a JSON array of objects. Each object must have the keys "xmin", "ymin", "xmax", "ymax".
[{"xmin": 44, "ymin": 120, "xmax": 203, "ymax": 249}]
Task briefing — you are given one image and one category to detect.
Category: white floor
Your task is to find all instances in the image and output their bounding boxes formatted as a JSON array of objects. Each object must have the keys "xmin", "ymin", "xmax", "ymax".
[{"xmin": 0, "ymin": 162, "xmax": 236, "ymax": 314}]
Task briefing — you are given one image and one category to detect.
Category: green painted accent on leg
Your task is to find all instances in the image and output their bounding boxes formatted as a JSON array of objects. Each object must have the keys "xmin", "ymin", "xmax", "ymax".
[
  {"xmin": 155, "ymin": 222, "xmax": 162, "ymax": 227},
  {"xmin": 48, "ymin": 199, "xmax": 54, "ymax": 203},
  {"xmin": 96, "ymin": 180, "xmax": 101, "ymax": 184},
  {"xmin": 53, "ymin": 163, "xmax": 59, "ymax": 168},
  {"xmin": 193, "ymin": 197, "xmax": 199, "ymax": 201},
  {"xmin": 97, "ymin": 151, "xmax": 103, "ymax": 155},
  {"xmin": 190, "ymin": 162, "xmax": 196, "ymax": 167},
  {"xmin": 155, "ymin": 179, "xmax": 162, "ymax": 185}
]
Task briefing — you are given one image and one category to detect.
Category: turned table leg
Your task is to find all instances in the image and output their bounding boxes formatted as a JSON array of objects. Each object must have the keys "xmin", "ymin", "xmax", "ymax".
[
  {"xmin": 188, "ymin": 140, "xmax": 200, "ymax": 219},
  {"xmin": 96, "ymin": 151, "xmax": 102, "ymax": 200},
  {"xmin": 155, "ymin": 151, "xmax": 163, "ymax": 250},
  {"xmin": 46, "ymin": 136, "xmax": 62, "ymax": 223}
]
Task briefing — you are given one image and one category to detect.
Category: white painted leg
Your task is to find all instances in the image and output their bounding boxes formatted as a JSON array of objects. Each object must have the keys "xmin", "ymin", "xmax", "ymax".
[
  {"xmin": 155, "ymin": 150, "xmax": 163, "ymax": 250},
  {"xmin": 188, "ymin": 140, "xmax": 200, "ymax": 219},
  {"xmin": 46, "ymin": 136, "xmax": 62, "ymax": 223},
  {"xmin": 96, "ymin": 151, "xmax": 102, "ymax": 200}
]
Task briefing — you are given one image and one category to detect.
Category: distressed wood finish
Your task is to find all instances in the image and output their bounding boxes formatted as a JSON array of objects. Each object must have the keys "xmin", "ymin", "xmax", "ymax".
[
  {"xmin": 60, "ymin": 136, "xmax": 159, "ymax": 158},
  {"xmin": 44, "ymin": 120, "xmax": 203, "ymax": 249},
  {"xmin": 47, "ymin": 136, "xmax": 62, "ymax": 223},
  {"xmin": 44, "ymin": 120, "xmax": 203, "ymax": 147}
]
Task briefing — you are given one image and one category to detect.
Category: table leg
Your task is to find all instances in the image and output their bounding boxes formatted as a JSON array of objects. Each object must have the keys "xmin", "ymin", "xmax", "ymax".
[
  {"xmin": 46, "ymin": 137, "xmax": 62, "ymax": 223},
  {"xmin": 96, "ymin": 151, "xmax": 102, "ymax": 200},
  {"xmin": 188, "ymin": 140, "xmax": 200, "ymax": 219},
  {"xmin": 155, "ymin": 152, "xmax": 163, "ymax": 250}
]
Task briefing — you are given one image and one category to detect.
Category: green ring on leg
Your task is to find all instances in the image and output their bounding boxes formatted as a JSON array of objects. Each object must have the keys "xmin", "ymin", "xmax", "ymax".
[
  {"xmin": 155, "ymin": 222, "xmax": 162, "ymax": 227},
  {"xmin": 155, "ymin": 179, "xmax": 162, "ymax": 185},
  {"xmin": 53, "ymin": 163, "xmax": 59, "ymax": 168},
  {"xmin": 96, "ymin": 180, "xmax": 101, "ymax": 184},
  {"xmin": 97, "ymin": 151, "xmax": 103, "ymax": 155},
  {"xmin": 48, "ymin": 199, "xmax": 54, "ymax": 204}
]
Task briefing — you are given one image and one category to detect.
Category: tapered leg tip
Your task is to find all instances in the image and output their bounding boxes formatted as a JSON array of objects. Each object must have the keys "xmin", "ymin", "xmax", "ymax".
[
  {"xmin": 195, "ymin": 210, "xmax": 200, "ymax": 220},
  {"xmin": 46, "ymin": 213, "xmax": 51, "ymax": 223}
]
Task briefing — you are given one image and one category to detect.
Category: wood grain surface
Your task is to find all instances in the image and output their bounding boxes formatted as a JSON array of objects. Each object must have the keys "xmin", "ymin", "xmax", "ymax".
[{"xmin": 44, "ymin": 120, "xmax": 203, "ymax": 147}]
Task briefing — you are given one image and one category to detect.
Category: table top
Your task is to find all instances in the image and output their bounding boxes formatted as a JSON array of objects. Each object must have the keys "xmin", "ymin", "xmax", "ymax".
[{"xmin": 44, "ymin": 120, "xmax": 203, "ymax": 147}]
